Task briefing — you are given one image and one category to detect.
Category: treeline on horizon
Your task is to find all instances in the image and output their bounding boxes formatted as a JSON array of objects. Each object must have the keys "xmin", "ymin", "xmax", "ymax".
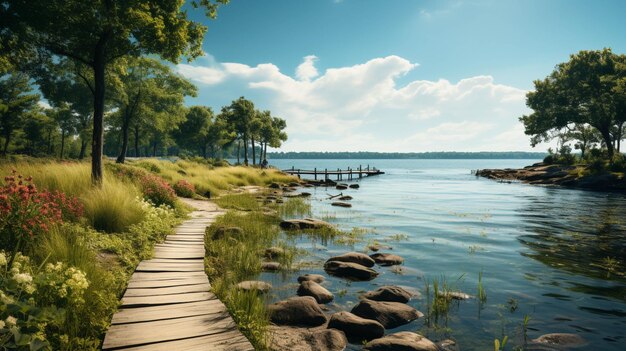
[{"xmin": 267, "ymin": 151, "xmax": 547, "ymax": 159}]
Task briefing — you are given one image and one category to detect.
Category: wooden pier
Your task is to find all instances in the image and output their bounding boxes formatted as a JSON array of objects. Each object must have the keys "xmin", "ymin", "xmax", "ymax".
[
  {"xmin": 282, "ymin": 165, "xmax": 384, "ymax": 181},
  {"xmin": 102, "ymin": 199, "xmax": 253, "ymax": 351}
]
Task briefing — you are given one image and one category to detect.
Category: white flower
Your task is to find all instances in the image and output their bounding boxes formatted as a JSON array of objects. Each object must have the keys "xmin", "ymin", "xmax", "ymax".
[
  {"xmin": 5, "ymin": 316, "xmax": 17, "ymax": 327},
  {"xmin": 0, "ymin": 252, "xmax": 7, "ymax": 267},
  {"xmin": 0, "ymin": 320, "xmax": 5, "ymax": 329},
  {"xmin": 13, "ymin": 273, "xmax": 33, "ymax": 285}
]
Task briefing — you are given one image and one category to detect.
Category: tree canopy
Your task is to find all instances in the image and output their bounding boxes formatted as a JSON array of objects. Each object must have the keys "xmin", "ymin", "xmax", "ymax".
[{"xmin": 520, "ymin": 48, "xmax": 626, "ymax": 159}]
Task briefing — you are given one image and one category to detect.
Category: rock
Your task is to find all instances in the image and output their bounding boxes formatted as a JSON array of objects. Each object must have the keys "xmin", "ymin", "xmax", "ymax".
[
  {"xmin": 370, "ymin": 253, "xmax": 404, "ymax": 266},
  {"xmin": 289, "ymin": 182, "xmax": 301, "ymax": 187},
  {"xmin": 338, "ymin": 195, "xmax": 353, "ymax": 201},
  {"xmin": 351, "ymin": 299, "xmax": 422, "ymax": 328},
  {"xmin": 268, "ymin": 296, "xmax": 327, "ymax": 326},
  {"xmin": 327, "ymin": 252, "xmax": 376, "ymax": 267},
  {"xmin": 438, "ymin": 291, "xmax": 472, "ymax": 300},
  {"xmin": 261, "ymin": 261, "xmax": 281, "ymax": 271},
  {"xmin": 530, "ymin": 333, "xmax": 587, "ymax": 348},
  {"xmin": 368, "ymin": 244, "xmax": 392, "ymax": 252},
  {"xmin": 284, "ymin": 192, "xmax": 312, "ymax": 198},
  {"xmin": 361, "ymin": 286, "xmax": 412, "ymax": 303},
  {"xmin": 211, "ymin": 226, "xmax": 243, "ymax": 240},
  {"xmin": 331, "ymin": 201, "xmax": 352, "ymax": 208},
  {"xmin": 363, "ymin": 332, "xmax": 438, "ymax": 351},
  {"xmin": 280, "ymin": 218, "xmax": 335, "ymax": 231},
  {"xmin": 298, "ymin": 274, "xmax": 326, "ymax": 284},
  {"xmin": 324, "ymin": 261, "xmax": 378, "ymax": 281},
  {"xmin": 283, "ymin": 186, "xmax": 298, "ymax": 192},
  {"xmin": 297, "ymin": 281, "xmax": 334, "ymax": 304},
  {"xmin": 264, "ymin": 246, "xmax": 285, "ymax": 259},
  {"xmin": 436, "ymin": 339, "xmax": 459, "ymax": 351},
  {"xmin": 236, "ymin": 280, "xmax": 272, "ymax": 293},
  {"xmin": 269, "ymin": 182, "xmax": 281, "ymax": 189},
  {"xmin": 335, "ymin": 184, "xmax": 348, "ymax": 190},
  {"xmin": 269, "ymin": 326, "xmax": 347, "ymax": 351},
  {"xmin": 327, "ymin": 311, "xmax": 384, "ymax": 341},
  {"xmin": 349, "ymin": 184, "xmax": 360, "ymax": 189}
]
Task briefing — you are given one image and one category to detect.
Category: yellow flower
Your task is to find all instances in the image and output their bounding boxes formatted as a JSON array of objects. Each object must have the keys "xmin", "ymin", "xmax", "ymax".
[{"xmin": 5, "ymin": 316, "xmax": 17, "ymax": 327}]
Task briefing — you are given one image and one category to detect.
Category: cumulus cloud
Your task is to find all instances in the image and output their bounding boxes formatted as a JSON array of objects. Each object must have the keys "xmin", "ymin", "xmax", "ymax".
[{"xmin": 176, "ymin": 55, "xmax": 533, "ymax": 152}]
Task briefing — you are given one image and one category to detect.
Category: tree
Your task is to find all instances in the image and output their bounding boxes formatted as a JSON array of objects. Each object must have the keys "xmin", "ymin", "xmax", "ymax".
[
  {"xmin": 520, "ymin": 49, "xmax": 626, "ymax": 160},
  {"xmin": 49, "ymin": 104, "xmax": 77, "ymax": 159},
  {"xmin": 0, "ymin": 71, "xmax": 39, "ymax": 155},
  {"xmin": 1, "ymin": 0, "xmax": 228, "ymax": 183},
  {"xmin": 110, "ymin": 57, "xmax": 196, "ymax": 163},
  {"xmin": 567, "ymin": 124, "xmax": 600, "ymax": 159},
  {"xmin": 223, "ymin": 97, "xmax": 255, "ymax": 166}
]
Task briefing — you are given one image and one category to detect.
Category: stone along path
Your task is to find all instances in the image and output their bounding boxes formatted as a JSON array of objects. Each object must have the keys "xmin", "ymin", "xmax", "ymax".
[{"xmin": 102, "ymin": 199, "xmax": 254, "ymax": 351}]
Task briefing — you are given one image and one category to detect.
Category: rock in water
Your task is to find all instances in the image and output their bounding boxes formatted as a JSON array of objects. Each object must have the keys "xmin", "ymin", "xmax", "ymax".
[
  {"xmin": 324, "ymin": 261, "xmax": 379, "ymax": 281},
  {"xmin": 297, "ymin": 274, "xmax": 326, "ymax": 284},
  {"xmin": 360, "ymin": 286, "xmax": 412, "ymax": 303},
  {"xmin": 336, "ymin": 184, "xmax": 348, "ymax": 190},
  {"xmin": 327, "ymin": 252, "xmax": 376, "ymax": 267},
  {"xmin": 338, "ymin": 195, "xmax": 353, "ymax": 200},
  {"xmin": 331, "ymin": 201, "xmax": 352, "ymax": 208},
  {"xmin": 438, "ymin": 291, "xmax": 472, "ymax": 300},
  {"xmin": 236, "ymin": 280, "xmax": 272, "ymax": 293},
  {"xmin": 349, "ymin": 184, "xmax": 360, "ymax": 189},
  {"xmin": 351, "ymin": 299, "xmax": 422, "ymax": 328},
  {"xmin": 264, "ymin": 246, "xmax": 285, "ymax": 259},
  {"xmin": 297, "ymin": 281, "xmax": 334, "ymax": 304},
  {"xmin": 327, "ymin": 311, "xmax": 385, "ymax": 341},
  {"xmin": 269, "ymin": 326, "xmax": 347, "ymax": 351},
  {"xmin": 370, "ymin": 253, "xmax": 404, "ymax": 266},
  {"xmin": 530, "ymin": 333, "xmax": 587, "ymax": 348},
  {"xmin": 268, "ymin": 296, "xmax": 327, "ymax": 326},
  {"xmin": 261, "ymin": 261, "xmax": 281, "ymax": 271},
  {"xmin": 363, "ymin": 332, "xmax": 438, "ymax": 351},
  {"xmin": 280, "ymin": 218, "xmax": 335, "ymax": 230}
]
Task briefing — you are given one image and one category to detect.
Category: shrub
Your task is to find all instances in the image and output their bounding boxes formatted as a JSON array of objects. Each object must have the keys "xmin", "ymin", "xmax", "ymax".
[
  {"xmin": 543, "ymin": 154, "xmax": 554, "ymax": 165},
  {"xmin": 173, "ymin": 179, "xmax": 195, "ymax": 198},
  {"xmin": 609, "ymin": 154, "xmax": 626, "ymax": 172},
  {"xmin": 139, "ymin": 174, "xmax": 177, "ymax": 207},
  {"xmin": 82, "ymin": 183, "xmax": 145, "ymax": 233},
  {"xmin": 0, "ymin": 171, "xmax": 82, "ymax": 264}
]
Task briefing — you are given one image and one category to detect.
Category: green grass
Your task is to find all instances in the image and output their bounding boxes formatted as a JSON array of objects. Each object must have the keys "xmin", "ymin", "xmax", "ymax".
[
  {"xmin": 214, "ymin": 193, "xmax": 262, "ymax": 211},
  {"xmin": 82, "ymin": 180, "xmax": 145, "ymax": 233},
  {"xmin": 279, "ymin": 197, "xmax": 311, "ymax": 217}
]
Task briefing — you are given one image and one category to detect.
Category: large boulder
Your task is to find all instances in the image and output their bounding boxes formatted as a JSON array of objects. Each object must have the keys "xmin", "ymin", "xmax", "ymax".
[
  {"xmin": 363, "ymin": 332, "xmax": 438, "ymax": 351},
  {"xmin": 361, "ymin": 286, "xmax": 412, "ymax": 303},
  {"xmin": 327, "ymin": 311, "xmax": 384, "ymax": 341},
  {"xmin": 280, "ymin": 218, "xmax": 335, "ymax": 231},
  {"xmin": 236, "ymin": 280, "xmax": 271, "ymax": 293},
  {"xmin": 269, "ymin": 326, "xmax": 347, "ymax": 351},
  {"xmin": 327, "ymin": 252, "xmax": 376, "ymax": 267},
  {"xmin": 297, "ymin": 274, "xmax": 325, "ymax": 284},
  {"xmin": 268, "ymin": 296, "xmax": 327, "ymax": 326},
  {"xmin": 297, "ymin": 281, "xmax": 334, "ymax": 304},
  {"xmin": 324, "ymin": 261, "xmax": 378, "ymax": 281},
  {"xmin": 351, "ymin": 299, "xmax": 422, "ymax": 328},
  {"xmin": 370, "ymin": 253, "xmax": 404, "ymax": 266}
]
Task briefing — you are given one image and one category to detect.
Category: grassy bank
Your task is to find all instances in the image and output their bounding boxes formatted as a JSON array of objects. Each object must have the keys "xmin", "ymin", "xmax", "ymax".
[{"xmin": 0, "ymin": 157, "xmax": 297, "ymax": 350}]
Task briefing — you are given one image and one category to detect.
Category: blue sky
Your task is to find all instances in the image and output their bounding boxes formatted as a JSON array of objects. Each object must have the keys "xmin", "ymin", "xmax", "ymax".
[{"xmin": 177, "ymin": 0, "xmax": 626, "ymax": 152}]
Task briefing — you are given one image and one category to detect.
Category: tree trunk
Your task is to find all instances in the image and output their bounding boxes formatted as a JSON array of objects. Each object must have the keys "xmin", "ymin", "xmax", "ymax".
[
  {"xmin": 134, "ymin": 126, "xmax": 140, "ymax": 157},
  {"xmin": 236, "ymin": 140, "xmax": 241, "ymax": 164},
  {"xmin": 243, "ymin": 135, "xmax": 249, "ymax": 166},
  {"xmin": 600, "ymin": 128, "xmax": 615, "ymax": 160},
  {"xmin": 264, "ymin": 142, "xmax": 267, "ymax": 161},
  {"xmin": 60, "ymin": 130, "xmax": 66, "ymax": 159},
  {"xmin": 251, "ymin": 134, "xmax": 256, "ymax": 166},
  {"xmin": 47, "ymin": 130, "xmax": 53, "ymax": 155},
  {"xmin": 202, "ymin": 143, "xmax": 207, "ymax": 159},
  {"xmin": 116, "ymin": 112, "xmax": 130, "ymax": 164},
  {"xmin": 79, "ymin": 137, "xmax": 88, "ymax": 159},
  {"xmin": 152, "ymin": 140, "xmax": 157, "ymax": 157},
  {"xmin": 2, "ymin": 132, "xmax": 10, "ymax": 156},
  {"xmin": 91, "ymin": 42, "xmax": 106, "ymax": 185}
]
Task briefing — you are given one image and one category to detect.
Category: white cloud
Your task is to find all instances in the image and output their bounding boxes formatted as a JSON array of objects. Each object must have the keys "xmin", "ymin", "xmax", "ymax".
[
  {"xmin": 177, "ymin": 55, "xmax": 535, "ymax": 152},
  {"xmin": 296, "ymin": 55, "xmax": 320, "ymax": 82}
]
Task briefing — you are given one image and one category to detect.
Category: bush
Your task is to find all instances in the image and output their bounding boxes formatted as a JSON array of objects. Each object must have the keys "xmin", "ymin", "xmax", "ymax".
[
  {"xmin": 543, "ymin": 154, "xmax": 554, "ymax": 165},
  {"xmin": 82, "ymin": 182, "xmax": 145, "ymax": 233},
  {"xmin": 139, "ymin": 174, "xmax": 177, "ymax": 207},
  {"xmin": 609, "ymin": 154, "xmax": 626, "ymax": 172},
  {"xmin": 173, "ymin": 179, "xmax": 195, "ymax": 198}
]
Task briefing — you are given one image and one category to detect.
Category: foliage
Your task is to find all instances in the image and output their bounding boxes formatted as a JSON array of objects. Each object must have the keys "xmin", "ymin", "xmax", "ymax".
[
  {"xmin": 173, "ymin": 179, "xmax": 195, "ymax": 198},
  {"xmin": 520, "ymin": 49, "xmax": 626, "ymax": 159},
  {"xmin": 82, "ymin": 183, "xmax": 144, "ymax": 233},
  {"xmin": 139, "ymin": 174, "xmax": 177, "ymax": 208},
  {"xmin": 0, "ymin": 171, "xmax": 82, "ymax": 264},
  {"xmin": 0, "ymin": 71, "xmax": 40, "ymax": 156}
]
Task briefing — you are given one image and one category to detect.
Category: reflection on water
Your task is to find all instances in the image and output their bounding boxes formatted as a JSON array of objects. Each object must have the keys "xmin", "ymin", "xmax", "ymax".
[{"xmin": 262, "ymin": 159, "xmax": 626, "ymax": 350}]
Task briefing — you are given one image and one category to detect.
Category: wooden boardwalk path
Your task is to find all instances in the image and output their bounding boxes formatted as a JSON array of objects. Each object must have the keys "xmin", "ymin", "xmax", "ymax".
[{"xmin": 102, "ymin": 199, "xmax": 254, "ymax": 351}]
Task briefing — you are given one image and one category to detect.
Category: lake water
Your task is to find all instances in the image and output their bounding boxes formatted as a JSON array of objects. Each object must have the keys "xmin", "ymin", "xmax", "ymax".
[{"xmin": 260, "ymin": 159, "xmax": 626, "ymax": 350}]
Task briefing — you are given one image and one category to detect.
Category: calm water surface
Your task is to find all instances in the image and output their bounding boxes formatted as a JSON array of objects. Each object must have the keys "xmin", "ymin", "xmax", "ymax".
[{"xmin": 260, "ymin": 159, "xmax": 626, "ymax": 350}]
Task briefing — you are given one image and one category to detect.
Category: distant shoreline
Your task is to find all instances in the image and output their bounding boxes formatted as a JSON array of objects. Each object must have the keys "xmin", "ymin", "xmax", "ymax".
[{"xmin": 267, "ymin": 151, "xmax": 547, "ymax": 160}]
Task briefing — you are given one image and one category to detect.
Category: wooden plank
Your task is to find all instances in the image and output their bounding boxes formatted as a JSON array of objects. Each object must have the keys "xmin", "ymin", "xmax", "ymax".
[
  {"xmin": 136, "ymin": 262, "xmax": 204, "ymax": 273},
  {"xmin": 111, "ymin": 299, "xmax": 224, "ymax": 324},
  {"xmin": 102, "ymin": 313, "xmax": 237, "ymax": 350},
  {"xmin": 126, "ymin": 277, "xmax": 209, "ymax": 289},
  {"xmin": 124, "ymin": 282, "xmax": 211, "ymax": 297},
  {"xmin": 121, "ymin": 291, "xmax": 215, "ymax": 307},
  {"xmin": 153, "ymin": 252, "xmax": 204, "ymax": 259},
  {"xmin": 110, "ymin": 330, "xmax": 253, "ymax": 351},
  {"xmin": 130, "ymin": 272, "xmax": 207, "ymax": 281}
]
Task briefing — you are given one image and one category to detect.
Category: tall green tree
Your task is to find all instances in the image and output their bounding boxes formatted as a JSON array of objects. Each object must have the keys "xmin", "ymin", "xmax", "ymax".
[
  {"xmin": 1, "ymin": 0, "xmax": 228, "ymax": 183},
  {"xmin": 520, "ymin": 49, "xmax": 626, "ymax": 159},
  {"xmin": 0, "ymin": 71, "xmax": 40, "ymax": 155},
  {"xmin": 110, "ymin": 57, "xmax": 196, "ymax": 163},
  {"xmin": 223, "ymin": 97, "xmax": 255, "ymax": 165}
]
